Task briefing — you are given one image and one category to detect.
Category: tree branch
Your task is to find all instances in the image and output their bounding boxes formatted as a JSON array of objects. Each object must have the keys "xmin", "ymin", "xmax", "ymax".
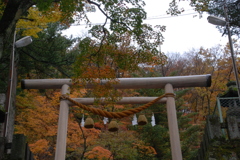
[
  {"xmin": 86, "ymin": 0, "xmax": 132, "ymax": 31},
  {"xmin": 74, "ymin": 115, "xmax": 88, "ymax": 160},
  {"xmin": 19, "ymin": 17, "xmax": 35, "ymax": 21},
  {"xmin": 20, "ymin": 50, "xmax": 71, "ymax": 77}
]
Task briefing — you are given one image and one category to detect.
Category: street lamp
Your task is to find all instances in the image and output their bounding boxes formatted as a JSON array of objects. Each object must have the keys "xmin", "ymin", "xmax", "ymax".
[
  {"xmin": 207, "ymin": 15, "xmax": 240, "ymax": 98},
  {"xmin": 207, "ymin": 16, "xmax": 226, "ymax": 26},
  {"xmin": 15, "ymin": 36, "xmax": 32, "ymax": 48},
  {"xmin": 4, "ymin": 33, "xmax": 32, "ymax": 142}
]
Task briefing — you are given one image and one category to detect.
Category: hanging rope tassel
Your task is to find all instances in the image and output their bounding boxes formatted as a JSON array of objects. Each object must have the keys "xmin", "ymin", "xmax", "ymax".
[
  {"xmin": 138, "ymin": 114, "xmax": 148, "ymax": 125},
  {"xmin": 151, "ymin": 113, "xmax": 156, "ymax": 127},
  {"xmin": 84, "ymin": 116, "xmax": 94, "ymax": 128},
  {"xmin": 108, "ymin": 119, "xmax": 118, "ymax": 132}
]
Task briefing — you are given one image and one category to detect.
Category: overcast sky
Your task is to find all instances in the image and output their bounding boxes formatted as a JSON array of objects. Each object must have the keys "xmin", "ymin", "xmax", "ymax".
[
  {"xmin": 62, "ymin": 0, "xmax": 229, "ymax": 53},
  {"xmin": 144, "ymin": 0, "xmax": 228, "ymax": 53}
]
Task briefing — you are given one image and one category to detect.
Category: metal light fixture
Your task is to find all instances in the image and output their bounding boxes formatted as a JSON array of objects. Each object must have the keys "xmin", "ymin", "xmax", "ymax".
[
  {"xmin": 207, "ymin": 16, "xmax": 226, "ymax": 26},
  {"xmin": 15, "ymin": 36, "xmax": 32, "ymax": 48}
]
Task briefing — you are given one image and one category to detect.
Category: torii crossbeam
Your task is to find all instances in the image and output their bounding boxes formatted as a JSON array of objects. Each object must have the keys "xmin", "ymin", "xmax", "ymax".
[{"xmin": 21, "ymin": 74, "xmax": 211, "ymax": 160}]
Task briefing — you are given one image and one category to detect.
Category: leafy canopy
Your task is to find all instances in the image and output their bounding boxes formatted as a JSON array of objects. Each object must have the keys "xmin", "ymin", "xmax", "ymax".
[{"xmin": 190, "ymin": 0, "xmax": 240, "ymax": 36}]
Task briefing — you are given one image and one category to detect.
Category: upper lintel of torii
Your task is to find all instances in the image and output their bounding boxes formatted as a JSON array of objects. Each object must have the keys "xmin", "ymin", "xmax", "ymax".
[{"xmin": 21, "ymin": 74, "xmax": 211, "ymax": 90}]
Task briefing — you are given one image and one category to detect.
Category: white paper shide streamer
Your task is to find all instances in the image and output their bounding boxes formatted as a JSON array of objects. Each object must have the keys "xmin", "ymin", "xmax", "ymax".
[
  {"xmin": 151, "ymin": 113, "xmax": 156, "ymax": 126},
  {"xmin": 132, "ymin": 114, "xmax": 137, "ymax": 125},
  {"xmin": 81, "ymin": 114, "xmax": 85, "ymax": 127},
  {"xmin": 103, "ymin": 117, "xmax": 109, "ymax": 124}
]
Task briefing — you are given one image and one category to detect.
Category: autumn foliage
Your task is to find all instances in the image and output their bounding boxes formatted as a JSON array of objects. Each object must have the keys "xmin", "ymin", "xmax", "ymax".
[
  {"xmin": 15, "ymin": 88, "xmax": 159, "ymax": 159},
  {"xmin": 16, "ymin": 6, "xmax": 62, "ymax": 38},
  {"xmin": 85, "ymin": 146, "xmax": 112, "ymax": 160},
  {"xmin": 2, "ymin": 0, "xmax": 236, "ymax": 159},
  {"xmin": 158, "ymin": 44, "xmax": 240, "ymax": 122}
]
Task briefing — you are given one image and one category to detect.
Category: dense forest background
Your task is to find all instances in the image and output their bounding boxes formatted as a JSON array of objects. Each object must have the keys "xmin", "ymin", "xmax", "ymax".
[
  {"xmin": 14, "ymin": 24, "xmax": 240, "ymax": 159},
  {"xmin": 0, "ymin": 0, "xmax": 239, "ymax": 159}
]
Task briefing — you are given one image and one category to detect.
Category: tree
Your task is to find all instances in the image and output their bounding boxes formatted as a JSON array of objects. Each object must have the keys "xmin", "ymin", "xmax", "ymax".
[
  {"xmin": 130, "ymin": 87, "xmax": 201, "ymax": 160},
  {"xmin": 129, "ymin": 70, "xmax": 201, "ymax": 160},
  {"xmin": 0, "ymin": 0, "xmax": 165, "ymax": 59},
  {"xmin": 84, "ymin": 146, "xmax": 113, "ymax": 160},
  {"xmin": 190, "ymin": 0, "xmax": 240, "ymax": 36},
  {"xmin": 15, "ymin": 90, "xmax": 60, "ymax": 160},
  {"xmin": 157, "ymin": 44, "xmax": 240, "ymax": 121},
  {"xmin": 18, "ymin": 22, "xmax": 78, "ymax": 79},
  {"xmin": 15, "ymin": 87, "xmax": 160, "ymax": 160},
  {"xmin": 71, "ymin": 31, "xmax": 166, "ymax": 104},
  {"xmin": 92, "ymin": 131, "xmax": 157, "ymax": 160},
  {"xmin": 15, "ymin": 89, "xmax": 102, "ymax": 160},
  {"xmin": 0, "ymin": 1, "xmax": 166, "ymax": 146},
  {"xmin": 0, "ymin": 22, "xmax": 77, "ymax": 93},
  {"xmin": 16, "ymin": 6, "xmax": 62, "ymax": 38}
]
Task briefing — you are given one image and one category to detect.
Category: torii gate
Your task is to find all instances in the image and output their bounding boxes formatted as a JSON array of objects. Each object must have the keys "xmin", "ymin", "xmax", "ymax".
[{"xmin": 21, "ymin": 74, "xmax": 211, "ymax": 160}]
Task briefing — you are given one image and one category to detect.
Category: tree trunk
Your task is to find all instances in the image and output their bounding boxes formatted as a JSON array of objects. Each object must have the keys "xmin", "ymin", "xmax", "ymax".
[
  {"xmin": 0, "ymin": 0, "xmax": 34, "ymax": 59},
  {"xmin": 0, "ymin": 1, "xmax": 34, "ymax": 158}
]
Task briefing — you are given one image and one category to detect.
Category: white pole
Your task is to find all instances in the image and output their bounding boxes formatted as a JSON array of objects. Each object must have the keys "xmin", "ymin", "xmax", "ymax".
[
  {"xmin": 55, "ymin": 84, "xmax": 70, "ymax": 160},
  {"xmin": 165, "ymin": 83, "xmax": 182, "ymax": 160}
]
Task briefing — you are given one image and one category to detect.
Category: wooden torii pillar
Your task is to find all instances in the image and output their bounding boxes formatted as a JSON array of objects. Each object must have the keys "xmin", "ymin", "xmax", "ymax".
[{"xmin": 21, "ymin": 74, "xmax": 211, "ymax": 160}]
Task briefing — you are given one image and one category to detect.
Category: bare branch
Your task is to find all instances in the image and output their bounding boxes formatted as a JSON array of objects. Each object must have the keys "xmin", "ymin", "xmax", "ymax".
[
  {"xmin": 79, "ymin": 124, "xmax": 88, "ymax": 160},
  {"xmin": 74, "ymin": 115, "xmax": 88, "ymax": 160},
  {"xmin": 86, "ymin": 0, "xmax": 132, "ymax": 31}
]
